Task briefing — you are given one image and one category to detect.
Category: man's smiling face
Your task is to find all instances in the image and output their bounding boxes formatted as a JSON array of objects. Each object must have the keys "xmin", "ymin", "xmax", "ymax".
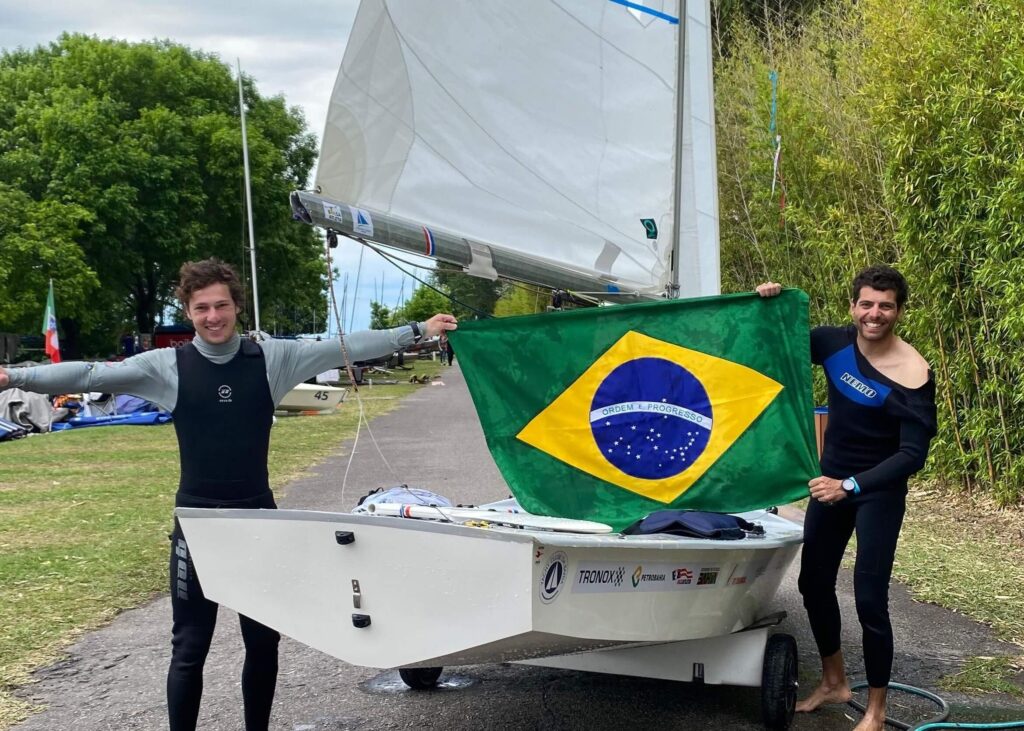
[
  {"xmin": 849, "ymin": 286, "xmax": 901, "ymax": 342},
  {"xmin": 185, "ymin": 283, "xmax": 238, "ymax": 344}
]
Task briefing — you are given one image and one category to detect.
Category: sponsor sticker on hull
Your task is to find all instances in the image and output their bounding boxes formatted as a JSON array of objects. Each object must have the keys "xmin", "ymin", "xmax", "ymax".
[
  {"xmin": 539, "ymin": 551, "xmax": 568, "ymax": 603},
  {"xmin": 572, "ymin": 561, "xmax": 723, "ymax": 593},
  {"xmin": 726, "ymin": 557, "xmax": 770, "ymax": 586}
]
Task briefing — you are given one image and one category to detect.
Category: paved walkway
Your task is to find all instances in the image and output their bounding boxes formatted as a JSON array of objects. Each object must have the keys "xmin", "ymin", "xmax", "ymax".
[{"xmin": 12, "ymin": 364, "xmax": 1023, "ymax": 730}]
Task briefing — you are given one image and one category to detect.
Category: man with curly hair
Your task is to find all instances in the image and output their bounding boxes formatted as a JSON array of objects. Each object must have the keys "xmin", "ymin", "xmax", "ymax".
[{"xmin": 1, "ymin": 257, "xmax": 458, "ymax": 731}]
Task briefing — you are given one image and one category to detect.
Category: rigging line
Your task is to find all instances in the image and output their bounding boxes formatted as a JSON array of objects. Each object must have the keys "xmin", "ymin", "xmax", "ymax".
[
  {"xmin": 348, "ymin": 245, "xmax": 365, "ymax": 334},
  {"xmin": 359, "ymin": 404, "xmax": 397, "ymax": 478},
  {"xmin": 323, "ymin": 236, "xmax": 364, "ymax": 507},
  {"xmin": 323, "ymin": 237, "xmax": 359, "ymax": 390},
  {"xmin": 323, "ymin": 238, "xmax": 401, "ymax": 503}
]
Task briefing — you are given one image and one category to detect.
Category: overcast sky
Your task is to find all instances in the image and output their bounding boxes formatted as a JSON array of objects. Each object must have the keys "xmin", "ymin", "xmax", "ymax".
[{"xmin": 0, "ymin": 0, "xmax": 433, "ymax": 334}]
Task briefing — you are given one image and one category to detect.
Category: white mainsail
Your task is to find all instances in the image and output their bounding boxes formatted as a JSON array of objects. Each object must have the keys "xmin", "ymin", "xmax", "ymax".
[{"xmin": 302, "ymin": 0, "xmax": 720, "ymax": 299}]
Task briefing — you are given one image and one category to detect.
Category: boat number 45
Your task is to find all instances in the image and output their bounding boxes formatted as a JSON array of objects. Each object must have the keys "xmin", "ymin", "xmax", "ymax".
[{"xmin": 314, "ymin": 391, "xmax": 330, "ymax": 401}]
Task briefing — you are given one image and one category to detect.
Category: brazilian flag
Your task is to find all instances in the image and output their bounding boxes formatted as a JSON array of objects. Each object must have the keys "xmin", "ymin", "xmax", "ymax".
[{"xmin": 450, "ymin": 290, "xmax": 817, "ymax": 530}]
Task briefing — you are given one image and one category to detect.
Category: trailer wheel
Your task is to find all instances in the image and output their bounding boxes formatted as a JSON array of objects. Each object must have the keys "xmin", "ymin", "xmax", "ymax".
[
  {"xmin": 399, "ymin": 666, "xmax": 443, "ymax": 690},
  {"xmin": 761, "ymin": 633, "xmax": 798, "ymax": 730}
]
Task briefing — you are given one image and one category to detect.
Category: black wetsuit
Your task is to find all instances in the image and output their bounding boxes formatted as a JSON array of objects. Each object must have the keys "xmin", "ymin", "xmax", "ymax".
[
  {"xmin": 167, "ymin": 341, "xmax": 280, "ymax": 731},
  {"xmin": 798, "ymin": 325, "xmax": 936, "ymax": 688}
]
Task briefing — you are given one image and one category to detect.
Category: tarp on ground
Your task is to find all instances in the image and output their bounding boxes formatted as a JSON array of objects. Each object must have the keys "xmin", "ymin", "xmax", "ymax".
[
  {"xmin": 51, "ymin": 412, "xmax": 171, "ymax": 431},
  {"xmin": 0, "ymin": 388, "xmax": 54, "ymax": 432}
]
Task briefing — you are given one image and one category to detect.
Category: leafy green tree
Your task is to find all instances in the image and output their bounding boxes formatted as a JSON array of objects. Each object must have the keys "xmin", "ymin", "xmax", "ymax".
[
  {"xmin": 711, "ymin": 0, "xmax": 830, "ymax": 56},
  {"xmin": 368, "ymin": 301, "xmax": 394, "ymax": 330},
  {"xmin": 0, "ymin": 184, "xmax": 99, "ymax": 336},
  {"xmin": 393, "ymin": 284, "xmax": 451, "ymax": 324},
  {"xmin": 714, "ymin": 0, "xmax": 1024, "ymax": 501},
  {"xmin": 431, "ymin": 269, "xmax": 501, "ymax": 320},
  {"xmin": 494, "ymin": 283, "xmax": 549, "ymax": 317},
  {"xmin": 861, "ymin": 0, "xmax": 1024, "ymax": 501},
  {"xmin": 0, "ymin": 34, "xmax": 323, "ymax": 354}
]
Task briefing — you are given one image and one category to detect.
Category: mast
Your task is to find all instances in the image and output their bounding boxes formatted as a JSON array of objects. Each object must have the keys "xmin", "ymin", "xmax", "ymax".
[
  {"xmin": 673, "ymin": 0, "xmax": 722, "ymax": 299},
  {"xmin": 669, "ymin": 0, "xmax": 688, "ymax": 298},
  {"xmin": 238, "ymin": 59, "xmax": 261, "ymax": 332}
]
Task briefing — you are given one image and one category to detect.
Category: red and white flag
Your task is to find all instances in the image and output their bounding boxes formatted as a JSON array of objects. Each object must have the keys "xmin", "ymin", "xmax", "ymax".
[{"xmin": 41, "ymin": 279, "xmax": 61, "ymax": 363}]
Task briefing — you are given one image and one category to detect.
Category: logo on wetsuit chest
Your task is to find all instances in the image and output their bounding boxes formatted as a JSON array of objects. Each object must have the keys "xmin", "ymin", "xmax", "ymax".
[
  {"xmin": 839, "ymin": 372, "xmax": 877, "ymax": 399},
  {"xmin": 823, "ymin": 345, "xmax": 892, "ymax": 407},
  {"xmin": 217, "ymin": 385, "xmax": 233, "ymax": 403}
]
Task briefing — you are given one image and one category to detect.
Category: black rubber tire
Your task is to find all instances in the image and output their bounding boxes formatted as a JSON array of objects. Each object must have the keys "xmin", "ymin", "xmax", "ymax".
[
  {"xmin": 761, "ymin": 633, "xmax": 798, "ymax": 730},
  {"xmin": 398, "ymin": 666, "xmax": 444, "ymax": 690}
]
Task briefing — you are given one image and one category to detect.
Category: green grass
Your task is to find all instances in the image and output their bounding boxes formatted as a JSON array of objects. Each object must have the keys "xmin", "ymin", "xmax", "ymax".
[
  {"xmin": 0, "ymin": 358, "xmax": 442, "ymax": 728},
  {"xmin": 939, "ymin": 656, "xmax": 1024, "ymax": 699},
  {"xmin": 835, "ymin": 484, "xmax": 1024, "ymax": 695},
  {"xmin": 894, "ymin": 486, "xmax": 1024, "ymax": 697}
]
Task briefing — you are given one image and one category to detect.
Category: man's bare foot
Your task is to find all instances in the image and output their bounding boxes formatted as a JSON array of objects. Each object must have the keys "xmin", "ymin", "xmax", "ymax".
[
  {"xmin": 852, "ymin": 713, "xmax": 885, "ymax": 731},
  {"xmin": 795, "ymin": 682, "xmax": 853, "ymax": 712}
]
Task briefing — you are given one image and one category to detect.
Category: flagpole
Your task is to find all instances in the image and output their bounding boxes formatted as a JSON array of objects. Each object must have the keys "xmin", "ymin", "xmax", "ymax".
[
  {"xmin": 43, "ymin": 278, "xmax": 61, "ymax": 364},
  {"xmin": 238, "ymin": 59, "xmax": 261, "ymax": 333}
]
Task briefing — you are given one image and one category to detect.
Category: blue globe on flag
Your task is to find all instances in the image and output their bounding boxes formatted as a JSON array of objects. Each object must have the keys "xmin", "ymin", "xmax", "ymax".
[{"xmin": 590, "ymin": 358, "xmax": 713, "ymax": 479}]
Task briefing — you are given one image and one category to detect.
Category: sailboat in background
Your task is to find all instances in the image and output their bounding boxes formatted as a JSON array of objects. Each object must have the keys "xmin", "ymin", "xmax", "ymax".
[
  {"xmin": 236, "ymin": 61, "xmax": 348, "ymax": 414},
  {"xmin": 182, "ymin": 5, "xmax": 805, "ymax": 728}
]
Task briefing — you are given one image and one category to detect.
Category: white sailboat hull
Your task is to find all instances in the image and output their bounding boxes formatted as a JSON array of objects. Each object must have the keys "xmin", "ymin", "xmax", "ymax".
[
  {"xmin": 277, "ymin": 383, "xmax": 347, "ymax": 413},
  {"xmin": 175, "ymin": 507, "xmax": 801, "ymax": 670}
]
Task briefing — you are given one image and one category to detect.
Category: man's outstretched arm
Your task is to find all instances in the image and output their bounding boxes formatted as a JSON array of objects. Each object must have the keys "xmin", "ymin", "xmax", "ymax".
[
  {"xmin": 0, "ymin": 351, "xmax": 178, "ymax": 411},
  {"xmin": 261, "ymin": 314, "xmax": 459, "ymax": 404}
]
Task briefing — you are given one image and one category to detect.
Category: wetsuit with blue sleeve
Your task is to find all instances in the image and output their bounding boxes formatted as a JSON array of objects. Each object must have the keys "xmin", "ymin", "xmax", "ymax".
[{"xmin": 798, "ymin": 325, "xmax": 936, "ymax": 689}]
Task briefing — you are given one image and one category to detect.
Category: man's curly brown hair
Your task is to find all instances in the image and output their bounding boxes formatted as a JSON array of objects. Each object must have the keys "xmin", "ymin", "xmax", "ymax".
[{"xmin": 175, "ymin": 258, "xmax": 245, "ymax": 310}]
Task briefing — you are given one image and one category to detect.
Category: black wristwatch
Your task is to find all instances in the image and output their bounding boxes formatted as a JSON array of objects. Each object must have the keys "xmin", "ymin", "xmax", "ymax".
[{"xmin": 408, "ymin": 321, "xmax": 422, "ymax": 342}]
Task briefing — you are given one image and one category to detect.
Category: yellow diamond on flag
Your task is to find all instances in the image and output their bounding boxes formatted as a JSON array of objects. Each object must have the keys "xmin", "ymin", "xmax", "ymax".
[{"xmin": 516, "ymin": 331, "xmax": 784, "ymax": 504}]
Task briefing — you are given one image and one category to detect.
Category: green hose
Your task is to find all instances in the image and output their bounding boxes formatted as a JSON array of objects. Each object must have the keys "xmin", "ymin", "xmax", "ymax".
[{"xmin": 847, "ymin": 681, "xmax": 1024, "ymax": 730}]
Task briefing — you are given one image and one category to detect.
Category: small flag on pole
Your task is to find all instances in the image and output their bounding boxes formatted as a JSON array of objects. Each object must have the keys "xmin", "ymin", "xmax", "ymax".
[{"xmin": 42, "ymin": 279, "xmax": 61, "ymax": 363}]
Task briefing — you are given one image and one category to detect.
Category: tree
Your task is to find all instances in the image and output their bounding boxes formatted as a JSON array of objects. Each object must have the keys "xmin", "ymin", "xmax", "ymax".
[
  {"xmin": 393, "ymin": 284, "xmax": 451, "ymax": 324},
  {"xmin": 494, "ymin": 283, "xmax": 549, "ymax": 317},
  {"xmin": 0, "ymin": 184, "xmax": 99, "ymax": 335},
  {"xmin": 861, "ymin": 0, "xmax": 1024, "ymax": 501},
  {"xmin": 368, "ymin": 301, "xmax": 394, "ymax": 330},
  {"xmin": 0, "ymin": 34, "xmax": 324, "ymax": 354},
  {"xmin": 431, "ymin": 269, "xmax": 501, "ymax": 321}
]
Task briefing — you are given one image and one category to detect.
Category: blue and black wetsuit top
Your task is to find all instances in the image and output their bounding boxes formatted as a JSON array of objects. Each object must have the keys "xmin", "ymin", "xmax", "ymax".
[
  {"xmin": 173, "ymin": 340, "xmax": 275, "ymax": 510},
  {"xmin": 813, "ymin": 325, "xmax": 937, "ymax": 496}
]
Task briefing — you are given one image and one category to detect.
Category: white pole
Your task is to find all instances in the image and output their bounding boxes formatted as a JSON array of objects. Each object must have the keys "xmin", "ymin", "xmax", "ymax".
[{"xmin": 238, "ymin": 59, "xmax": 260, "ymax": 333}]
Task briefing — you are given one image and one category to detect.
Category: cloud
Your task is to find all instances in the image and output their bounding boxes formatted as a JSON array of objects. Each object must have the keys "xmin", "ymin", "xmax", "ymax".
[{"xmin": 0, "ymin": 1, "xmax": 357, "ymax": 137}]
